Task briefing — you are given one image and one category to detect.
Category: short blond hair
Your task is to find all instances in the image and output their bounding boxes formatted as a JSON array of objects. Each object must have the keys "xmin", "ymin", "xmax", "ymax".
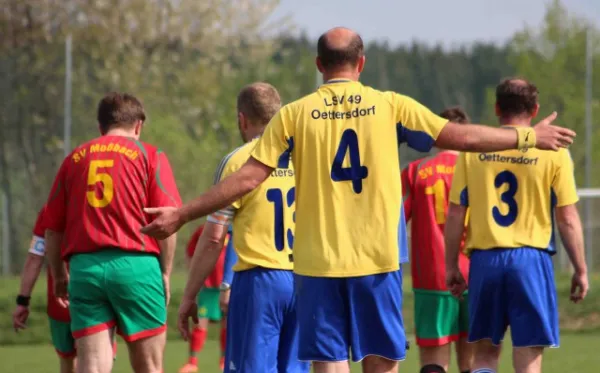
[{"xmin": 237, "ymin": 82, "xmax": 281, "ymax": 126}]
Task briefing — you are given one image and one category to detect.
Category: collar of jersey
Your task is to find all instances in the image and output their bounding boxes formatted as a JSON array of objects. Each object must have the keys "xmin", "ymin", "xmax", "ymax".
[{"xmin": 323, "ymin": 78, "xmax": 354, "ymax": 84}]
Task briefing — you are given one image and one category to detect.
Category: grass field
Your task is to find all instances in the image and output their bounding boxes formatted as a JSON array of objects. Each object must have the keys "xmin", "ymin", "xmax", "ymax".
[
  {"xmin": 1, "ymin": 271, "xmax": 598, "ymax": 372},
  {"xmin": 1, "ymin": 333, "xmax": 600, "ymax": 372}
]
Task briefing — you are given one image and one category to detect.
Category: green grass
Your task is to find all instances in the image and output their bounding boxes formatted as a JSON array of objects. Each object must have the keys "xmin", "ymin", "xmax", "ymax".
[
  {"xmin": 0, "ymin": 334, "xmax": 599, "ymax": 373},
  {"xmin": 0, "ymin": 271, "xmax": 599, "ymax": 372}
]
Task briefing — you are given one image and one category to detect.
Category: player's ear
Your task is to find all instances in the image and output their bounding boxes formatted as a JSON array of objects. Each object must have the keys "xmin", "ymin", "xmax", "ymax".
[
  {"xmin": 357, "ymin": 55, "xmax": 366, "ymax": 73},
  {"xmin": 532, "ymin": 103, "xmax": 540, "ymax": 118},
  {"xmin": 98, "ymin": 123, "xmax": 105, "ymax": 135},
  {"xmin": 315, "ymin": 57, "xmax": 325, "ymax": 73},
  {"xmin": 494, "ymin": 103, "xmax": 501, "ymax": 117},
  {"xmin": 134, "ymin": 120, "xmax": 143, "ymax": 136}
]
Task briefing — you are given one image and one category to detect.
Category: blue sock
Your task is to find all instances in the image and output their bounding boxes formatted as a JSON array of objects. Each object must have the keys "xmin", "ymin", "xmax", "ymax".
[{"xmin": 472, "ymin": 369, "xmax": 495, "ymax": 373}]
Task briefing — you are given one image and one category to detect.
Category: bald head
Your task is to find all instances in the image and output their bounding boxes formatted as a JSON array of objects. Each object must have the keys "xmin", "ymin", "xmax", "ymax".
[
  {"xmin": 317, "ymin": 27, "xmax": 364, "ymax": 69},
  {"xmin": 495, "ymin": 77, "xmax": 539, "ymax": 118}
]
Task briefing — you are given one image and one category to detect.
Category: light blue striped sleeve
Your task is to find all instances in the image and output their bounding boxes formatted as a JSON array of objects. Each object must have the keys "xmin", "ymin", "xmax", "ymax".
[{"xmin": 222, "ymin": 226, "xmax": 237, "ymax": 285}]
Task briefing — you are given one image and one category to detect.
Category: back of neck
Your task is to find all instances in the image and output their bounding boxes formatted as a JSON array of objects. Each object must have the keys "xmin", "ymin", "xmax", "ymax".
[
  {"xmin": 104, "ymin": 128, "xmax": 137, "ymax": 138},
  {"xmin": 498, "ymin": 116, "xmax": 532, "ymax": 127},
  {"xmin": 322, "ymin": 70, "xmax": 359, "ymax": 83}
]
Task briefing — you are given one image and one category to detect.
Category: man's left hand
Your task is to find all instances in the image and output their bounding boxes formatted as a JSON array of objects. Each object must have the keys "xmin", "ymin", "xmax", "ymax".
[
  {"xmin": 141, "ymin": 207, "xmax": 183, "ymax": 239},
  {"xmin": 54, "ymin": 274, "xmax": 69, "ymax": 308},
  {"xmin": 446, "ymin": 267, "xmax": 467, "ymax": 299}
]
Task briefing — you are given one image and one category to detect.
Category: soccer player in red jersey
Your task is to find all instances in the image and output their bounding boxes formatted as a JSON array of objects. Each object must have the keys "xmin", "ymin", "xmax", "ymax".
[
  {"xmin": 12, "ymin": 207, "xmax": 117, "ymax": 373},
  {"xmin": 179, "ymin": 224, "xmax": 230, "ymax": 373},
  {"xmin": 43, "ymin": 92, "xmax": 181, "ymax": 373},
  {"xmin": 402, "ymin": 107, "xmax": 473, "ymax": 373}
]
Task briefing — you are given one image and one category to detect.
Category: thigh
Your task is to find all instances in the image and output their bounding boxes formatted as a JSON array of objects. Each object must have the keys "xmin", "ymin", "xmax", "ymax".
[
  {"xmin": 506, "ymin": 249, "xmax": 559, "ymax": 348},
  {"xmin": 69, "ymin": 254, "xmax": 115, "ymax": 338},
  {"xmin": 294, "ymin": 274, "xmax": 349, "ymax": 362},
  {"xmin": 198, "ymin": 288, "xmax": 222, "ymax": 322},
  {"xmin": 413, "ymin": 290, "xmax": 461, "ymax": 347},
  {"xmin": 467, "ymin": 250, "xmax": 508, "ymax": 346},
  {"xmin": 105, "ymin": 252, "xmax": 166, "ymax": 342},
  {"xmin": 347, "ymin": 269, "xmax": 405, "ymax": 362},
  {"xmin": 225, "ymin": 269, "xmax": 287, "ymax": 373},
  {"xmin": 75, "ymin": 329, "xmax": 114, "ymax": 373},
  {"xmin": 49, "ymin": 317, "xmax": 76, "ymax": 358},
  {"xmin": 126, "ymin": 331, "xmax": 166, "ymax": 373},
  {"xmin": 277, "ymin": 271, "xmax": 310, "ymax": 373}
]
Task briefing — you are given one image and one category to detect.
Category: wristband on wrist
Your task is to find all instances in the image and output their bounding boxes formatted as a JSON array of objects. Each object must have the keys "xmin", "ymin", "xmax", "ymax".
[
  {"xmin": 515, "ymin": 127, "xmax": 536, "ymax": 151},
  {"xmin": 16, "ymin": 295, "xmax": 31, "ymax": 307}
]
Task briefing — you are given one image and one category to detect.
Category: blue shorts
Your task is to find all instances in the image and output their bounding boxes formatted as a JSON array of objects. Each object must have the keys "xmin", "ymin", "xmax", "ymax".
[
  {"xmin": 468, "ymin": 247, "xmax": 559, "ymax": 347},
  {"xmin": 294, "ymin": 268, "xmax": 406, "ymax": 362},
  {"xmin": 224, "ymin": 268, "xmax": 309, "ymax": 373}
]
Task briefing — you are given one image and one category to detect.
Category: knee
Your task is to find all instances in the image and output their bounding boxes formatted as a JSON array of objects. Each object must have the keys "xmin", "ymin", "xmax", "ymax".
[
  {"xmin": 420, "ymin": 364, "xmax": 446, "ymax": 373},
  {"xmin": 362, "ymin": 355, "xmax": 397, "ymax": 371}
]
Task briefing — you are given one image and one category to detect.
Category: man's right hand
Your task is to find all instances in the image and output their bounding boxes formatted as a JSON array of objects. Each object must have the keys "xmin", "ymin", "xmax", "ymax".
[
  {"xmin": 570, "ymin": 271, "xmax": 589, "ymax": 303},
  {"xmin": 533, "ymin": 112, "xmax": 576, "ymax": 151},
  {"xmin": 53, "ymin": 275, "xmax": 69, "ymax": 308},
  {"xmin": 12, "ymin": 305, "xmax": 29, "ymax": 331},
  {"xmin": 163, "ymin": 274, "xmax": 171, "ymax": 306},
  {"xmin": 178, "ymin": 297, "xmax": 199, "ymax": 341},
  {"xmin": 219, "ymin": 289, "xmax": 231, "ymax": 314}
]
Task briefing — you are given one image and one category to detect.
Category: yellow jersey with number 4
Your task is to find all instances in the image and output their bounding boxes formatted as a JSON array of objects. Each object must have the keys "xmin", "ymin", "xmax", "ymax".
[
  {"xmin": 251, "ymin": 79, "xmax": 448, "ymax": 277},
  {"xmin": 209, "ymin": 138, "xmax": 295, "ymax": 272},
  {"xmin": 449, "ymin": 132, "xmax": 578, "ymax": 255}
]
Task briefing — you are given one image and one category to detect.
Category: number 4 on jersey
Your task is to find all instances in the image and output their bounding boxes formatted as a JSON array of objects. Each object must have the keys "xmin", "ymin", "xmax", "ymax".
[{"xmin": 331, "ymin": 129, "xmax": 368, "ymax": 193}]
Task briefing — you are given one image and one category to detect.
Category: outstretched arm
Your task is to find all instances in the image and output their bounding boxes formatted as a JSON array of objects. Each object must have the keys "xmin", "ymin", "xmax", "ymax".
[
  {"xmin": 436, "ymin": 112, "xmax": 574, "ymax": 152},
  {"xmin": 142, "ymin": 157, "xmax": 273, "ymax": 239}
]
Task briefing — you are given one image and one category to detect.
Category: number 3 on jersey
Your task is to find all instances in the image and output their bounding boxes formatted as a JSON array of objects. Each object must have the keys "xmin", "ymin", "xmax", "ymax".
[
  {"xmin": 87, "ymin": 159, "xmax": 115, "ymax": 208},
  {"xmin": 266, "ymin": 187, "xmax": 295, "ymax": 251},
  {"xmin": 331, "ymin": 129, "xmax": 368, "ymax": 193},
  {"xmin": 492, "ymin": 170, "xmax": 518, "ymax": 227}
]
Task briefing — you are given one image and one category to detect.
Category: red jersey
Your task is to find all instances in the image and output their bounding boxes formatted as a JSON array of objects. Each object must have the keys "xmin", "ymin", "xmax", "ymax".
[
  {"xmin": 32, "ymin": 208, "xmax": 70, "ymax": 322},
  {"xmin": 402, "ymin": 151, "xmax": 469, "ymax": 291},
  {"xmin": 186, "ymin": 224, "xmax": 230, "ymax": 288},
  {"xmin": 44, "ymin": 136, "xmax": 181, "ymax": 258}
]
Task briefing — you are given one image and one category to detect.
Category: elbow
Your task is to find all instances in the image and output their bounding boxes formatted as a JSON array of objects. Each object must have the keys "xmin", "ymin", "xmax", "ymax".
[
  {"xmin": 240, "ymin": 174, "xmax": 263, "ymax": 193},
  {"xmin": 461, "ymin": 132, "xmax": 478, "ymax": 152}
]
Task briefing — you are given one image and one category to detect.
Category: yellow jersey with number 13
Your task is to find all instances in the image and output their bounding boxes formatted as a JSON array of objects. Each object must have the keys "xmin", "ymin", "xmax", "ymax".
[
  {"xmin": 251, "ymin": 79, "xmax": 448, "ymax": 277},
  {"xmin": 449, "ymin": 132, "xmax": 578, "ymax": 255},
  {"xmin": 208, "ymin": 138, "xmax": 295, "ymax": 272}
]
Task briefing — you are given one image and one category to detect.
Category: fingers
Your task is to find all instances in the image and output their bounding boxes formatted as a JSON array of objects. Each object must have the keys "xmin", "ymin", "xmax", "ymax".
[
  {"xmin": 192, "ymin": 313, "xmax": 199, "ymax": 325},
  {"xmin": 178, "ymin": 317, "xmax": 189, "ymax": 341},
  {"xmin": 143, "ymin": 208, "xmax": 161, "ymax": 215},
  {"xmin": 57, "ymin": 297, "xmax": 70, "ymax": 308},
  {"xmin": 140, "ymin": 222, "xmax": 157, "ymax": 234},
  {"xmin": 542, "ymin": 111, "xmax": 558, "ymax": 124}
]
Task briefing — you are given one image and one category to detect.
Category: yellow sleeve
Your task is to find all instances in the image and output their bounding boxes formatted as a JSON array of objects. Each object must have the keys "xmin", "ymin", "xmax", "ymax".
[
  {"xmin": 251, "ymin": 105, "xmax": 295, "ymax": 169},
  {"xmin": 214, "ymin": 151, "xmax": 243, "ymax": 210},
  {"xmin": 394, "ymin": 93, "xmax": 448, "ymax": 143},
  {"xmin": 449, "ymin": 152, "xmax": 469, "ymax": 206},
  {"xmin": 552, "ymin": 149, "xmax": 579, "ymax": 207}
]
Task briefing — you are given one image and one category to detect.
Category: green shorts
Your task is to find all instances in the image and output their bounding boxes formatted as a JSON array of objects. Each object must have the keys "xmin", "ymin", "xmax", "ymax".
[
  {"xmin": 69, "ymin": 249, "xmax": 166, "ymax": 342},
  {"xmin": 197, "ymin": 288, "xmax": 221, "ymax": 321},
  {"xmin": 49, "ymin": 317, "xmax": 76, "ymax": 358},
  {"xmin": 413, "ymin": 289, "xmax": 469, "ymax": 347}
]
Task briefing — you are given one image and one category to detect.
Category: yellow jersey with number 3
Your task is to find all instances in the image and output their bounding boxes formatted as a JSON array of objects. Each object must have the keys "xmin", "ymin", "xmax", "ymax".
[
  {"xmin": 251, "ymin": 79, "xmax": 448, "ymax": 277},
  {"xmin": 449, "ymin": 132, "xmax": 578, "ymax": 255},
  {"xmin": 209, "ymin": 138, "xmax": 295, "ymax": 272}
]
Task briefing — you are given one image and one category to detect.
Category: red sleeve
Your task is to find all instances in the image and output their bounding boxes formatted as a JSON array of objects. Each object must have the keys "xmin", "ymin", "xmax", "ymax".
[
  {"xmin": 186, "ymin": 225, "xmax": 204, "ymax": 258},
  {"xmin": 401, "ymin": 163, "xmax": 415, "ymax": 222},
  {"xmin": 44, "ymin": 159, "xmax": 69, "ymax": 232},
  {"xmin": 32, "ymin": 207, "xmax": 47, "ymax": 237},
  {"xmin": 148, "ymin": 150, "xmax": 182, "ymax": 208}
]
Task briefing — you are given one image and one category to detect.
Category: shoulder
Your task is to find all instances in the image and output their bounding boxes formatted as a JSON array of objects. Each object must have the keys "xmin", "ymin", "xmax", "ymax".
[{"xmin": 213, "ymin": 141, "xmax": 253, "ymax": 182}]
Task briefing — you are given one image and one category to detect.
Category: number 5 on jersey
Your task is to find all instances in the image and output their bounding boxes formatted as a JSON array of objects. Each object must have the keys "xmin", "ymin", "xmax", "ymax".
[
  {"xmin": 331, "ymin": 129, "xmax": 368, "ymax": 193},
  {"xmin": 87, "ymin": 159, "xmax": 115, "ymax": 208}
]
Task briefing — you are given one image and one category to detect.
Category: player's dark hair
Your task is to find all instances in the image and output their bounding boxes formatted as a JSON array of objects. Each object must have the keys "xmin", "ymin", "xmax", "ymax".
[
  {"xmin": 439, "ymin": 106, "xmax": 470, "ymax": 124},
  {"xmin": 97, "ymin": 92, "xmax": 146, "ymax": 134},
  {"xmin": 317, "ymin": 31, "xmax": 364, "ymax": 69},
  {"xmin": 495, "ymin": 78, "xmax": 538, "ymax": 117},
  {"xmin": 237, "ymin": 82, "xmax": 281, "ymax": 127}
]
